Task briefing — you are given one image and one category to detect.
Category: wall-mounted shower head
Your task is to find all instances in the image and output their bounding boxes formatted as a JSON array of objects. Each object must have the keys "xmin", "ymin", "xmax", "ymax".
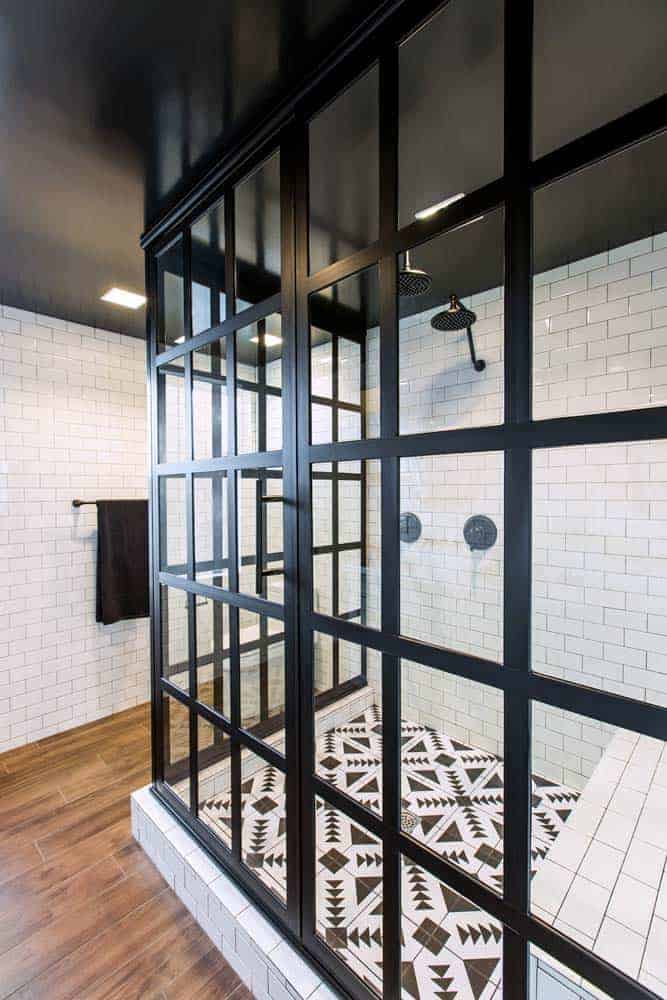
[
  {"xmin": 398, "ymin": 250, "xmax": 432, "ymax": 297},
  {"xmin": 431, "ymin": 293, "xmax": 486, "ymax": 372}
]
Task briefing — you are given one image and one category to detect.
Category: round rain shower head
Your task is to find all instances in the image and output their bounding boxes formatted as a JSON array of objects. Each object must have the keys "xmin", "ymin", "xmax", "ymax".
[
  {"xmin": 430, "ymin": 293, "xmax": 477, "ymax": 332},
  {"xmin": 398, "ymin": 250, "xmax": 432, "ymax": 297}
]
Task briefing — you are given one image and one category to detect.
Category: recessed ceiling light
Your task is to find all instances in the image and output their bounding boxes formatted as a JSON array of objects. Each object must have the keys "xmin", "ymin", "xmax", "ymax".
[
  {"xmin": 101, "ymin": 287, "xmax": 147, "ymax": 309},
  {"xmin": 250, "ymin": 333, "xmax": 282, "ymax": 347},
  {"xmin": 415, "ymin": 192, "xmax": 465, "ymax": 221}
]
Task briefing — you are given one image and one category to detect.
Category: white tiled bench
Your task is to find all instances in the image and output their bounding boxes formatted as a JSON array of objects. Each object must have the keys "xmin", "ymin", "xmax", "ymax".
[{"xmin": 131, "ymin": 785, "xmax": 340, "ymax": 1000}]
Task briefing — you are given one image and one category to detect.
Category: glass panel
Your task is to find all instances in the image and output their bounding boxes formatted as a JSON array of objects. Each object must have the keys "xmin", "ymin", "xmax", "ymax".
[
  {"xmin": 311, "ymin": 267, "xmax": 380, "ymax": 444},
  {"xmin": 315, "ymin": 797, "xmax": 383, "ymax": 993},
  {"xmin": 157, "ymin": 368, "xmax": 187, "ymax": 463},
  {"xmin": 198, "ymin": 716, "xmax": 231, "ymax": 850},
  {"xmin": 241, "ymin": 749, "xmax": 287, "ymax": 902},
  {"xmin": 399, "ymin": 212, "xmax": 504, "ymax": 435},
  {"xmin": 529, "ymin": 945, "xmax": 612, "ymax": 1000},
  {"xmin": 195, "ymin": 596, "xmax": 231, "ymax": 719},
  {"xmin": 533, "ymin": 0, "xmax": 667, "ymax": 158},
  {"xmin": 160, "ymin": 585, "xmax": 189, "ymax": 691},
  {"xmin": 533, "ymin": 441, "xmax": 667, "ymax": 708},
  {"xmin": 314, "ymin": 633, "xmax": 383, "ymax": 816},
  {"xmin": 401, "ymin": 856, "xmax": 503, "ymax": 1000},
  {"xmin": 311, "ymin": 461, "xmax": 381, "ymax": 630},
  {"xmin": 159, "ymin": 475, "xmax": 187, "ymax": 576},
  {"xmin": 191, "ymin": 198, "xmax": 227, "ymax": 334},
  {"xmin": 240, "ymin": 610, "xmax": 285, "ymax": 735},
  {"xmin": 238, "ymin": 468, "xmax": 284, "ymax": 604},
  {"xmin": 193, "ymin": 335, "xmax": 228, "ymax": 459},
  {"xmin": 309, "ymin": 67, "xmax": 379, "ymax": 274},
  {"xmin": 532, "ymin": 134, "xmax": 667, "ymax": 420},
  {"xmin": 401, "ymin": 659, "xmax": 504, "ymax": 894},
  {"xmin": 236, "ymin": 315, "xmax": 283, "ymax": 454},
  {"xmin": 235, "ymin": 152, "xmax": 281, "ymax": 311},
  {"xmin": 398, "ymin": 0, "xmax": 504, "ymax": 228},
  {"xmin": 162, "ymin": 693, "xmax": 190, "ymax": 807},
  {"xmin": 157, "ymin": 237, "xmax": 185, "ymax": 352},
  {"xmin": 400, "ymin": 453, "xmax": 504, "ymax": 661},
  {"xmin": 194, "ymin": 472, "xmax": 229, "ymax": 588},
  {"xmin": 530, "ymin": 701, "xmax": 666, "ymax": 989}
]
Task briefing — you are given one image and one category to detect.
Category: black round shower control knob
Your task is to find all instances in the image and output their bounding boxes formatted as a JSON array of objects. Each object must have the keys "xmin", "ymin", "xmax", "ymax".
[
  {"xmin": 463, "ymin": 515, "xmax": 497, "ymax": 551},
  {"xmin": 399, "ymin": 512, "xmax": 422, "ymax": 543}
]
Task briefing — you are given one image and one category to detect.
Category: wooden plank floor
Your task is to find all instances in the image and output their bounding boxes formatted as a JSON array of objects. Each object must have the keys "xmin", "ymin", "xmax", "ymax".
[{"xmin": 0, "ymin": 704, "xmax": 250, "ymax": 1000}]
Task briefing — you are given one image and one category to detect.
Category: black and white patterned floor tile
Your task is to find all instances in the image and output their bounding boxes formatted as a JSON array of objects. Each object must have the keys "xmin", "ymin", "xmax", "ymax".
[{"xmin": 199, "ymin": 705, "xmax": 577, "ymax": 999}]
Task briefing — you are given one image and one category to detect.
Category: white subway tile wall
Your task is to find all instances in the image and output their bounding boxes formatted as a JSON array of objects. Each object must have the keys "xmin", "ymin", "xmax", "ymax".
[{"xmin": 0, "ymin": 303, "xmax": 150, "ymax": 752}]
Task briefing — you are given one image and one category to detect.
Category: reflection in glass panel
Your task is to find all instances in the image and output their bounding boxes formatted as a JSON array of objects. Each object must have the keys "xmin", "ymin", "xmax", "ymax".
[
  {"xmin": 532, "ymin": 133, "xmax": 667, "ymax": 421},
  {"xmin": 312, "ymin": 461, "xmax": 381, "ymax": 629},
  {"xmin": 238, "ymin": 468, "xmax": 284, "ymax": 605},
  {"xmin": 194, "ymin": 472, "xmax": 228, "ymax": 588},
  {"xmin": 235, "ymin": 152, "xmax": 281, "ymax": 311},
  {"xmin": 315, "ymin": 797, "xmax": 383, "ymax": 992},
  {"xmin": 193, "ymin": 335, "xmax": 228, "ymax": 459},
  {"xmin": 530, "ymin": 701, "xmax": 666, "ymax": 990},
  {"xmin": 239, "ymin": 610, "xmax": 285, "ymax": 734},
  {"xmin": 533, "ymin": 0, "xmax": 667, "ymax": 158},
  {"xmin": 529, "ymin": 946, "xmax": 612, "ymax": 1000},
  {"xmin": 198, "ymin": 717, "xmax": 231, "ymax": 850},
  {"xmin": 160, "ymin": 585, "xmax": 189, "ymax": 691},
  {"xmin": 159, "ymin": 476, "xmax": 187, "ymax": 576},
  {"xmin": 400, "ymin": 452, "xmax": 503, "ymax": 661},
  {"xmin": 191, "ymin": 199, "xmax": 227, "ymax": 334},
  {"xmin": 401, "ymin": 856, "xmax": 502, "ymax": 999},
  {"xmin": 533, "ymin": 440, "xmax": 667, "ymax": 709},
  {"xmin": 195, "ymin": 596, "xmax": 231, "ymax": 719},
  {"xmin": 157, "ymin": 238, "xmax": 185, "ymax": 352},
  {"xmin": 310, "ymin": 267, "xmax": 380, "ymax": 444},
  {"xmin": 236, "ymin": 315, "xmax": 283, "ymax": 454},
  {"xmin": 157, "ymin": 368, "xmax": 187, "ymax": 463},
  {"xmin": 163, "ymin": 693, "xmax": 190, "ymax": 807},
  {"xmin": 401, "ymin": 659, "xmax": 504, "ymax": 893},
  {"xmin": 241, "ymin": 749, "xmax": 287, "ymax": 902},
  {"xmin": 309, "ymin": 67, "xmax": 379, "ymax": 274},
  {"xmin": 399, "ymin": 211, "xmax": 504, "ymax": 435},
  {"xmin": 314, "ymin": 633, "xmax": 382, "ymax": 816},
  {"xmin": 398, "ymin": 0, "xmax": 503, "ymax": 227}
]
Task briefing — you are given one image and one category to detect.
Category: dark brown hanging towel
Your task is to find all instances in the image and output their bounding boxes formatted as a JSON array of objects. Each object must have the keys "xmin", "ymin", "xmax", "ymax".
[{"xmin": 96, "ymin": 500, "xmax": 150, "ymax": 626}]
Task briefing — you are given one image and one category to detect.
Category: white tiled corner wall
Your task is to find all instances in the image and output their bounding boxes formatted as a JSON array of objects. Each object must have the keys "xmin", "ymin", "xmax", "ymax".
[{"xmin": 0, "ymin": 302, "xmax": 150, "ymax": 752}]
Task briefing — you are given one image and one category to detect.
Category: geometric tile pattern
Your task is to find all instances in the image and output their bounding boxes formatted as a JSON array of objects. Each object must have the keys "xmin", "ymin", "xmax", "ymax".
[{"xmin": 199, "ymin": 705, "xmax": 579, "ymax": 998}]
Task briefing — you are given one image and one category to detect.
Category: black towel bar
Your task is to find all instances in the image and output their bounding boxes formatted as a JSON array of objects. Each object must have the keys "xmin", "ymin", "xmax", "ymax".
[{"xmin": 72, "ymin": 500, "xmax": 98, "ymax": 507}]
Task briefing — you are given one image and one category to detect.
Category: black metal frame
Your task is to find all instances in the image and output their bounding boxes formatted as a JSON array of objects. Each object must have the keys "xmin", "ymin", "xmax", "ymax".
[{"xmin": 143, "ymin": 1, "xmax": 667, "ymax": 997}]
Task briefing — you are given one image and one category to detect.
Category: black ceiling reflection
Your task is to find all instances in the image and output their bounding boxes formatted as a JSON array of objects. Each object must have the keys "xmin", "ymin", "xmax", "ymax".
[{"xmin": 0, "ymin": 0, "xmax": 665, "ymax": 339}]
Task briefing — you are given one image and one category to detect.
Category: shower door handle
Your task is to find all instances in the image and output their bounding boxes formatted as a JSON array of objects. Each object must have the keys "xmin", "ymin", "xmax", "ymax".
[{"xmin": 257, "ymin": 492, "xmax": 285, "ymax": 587}]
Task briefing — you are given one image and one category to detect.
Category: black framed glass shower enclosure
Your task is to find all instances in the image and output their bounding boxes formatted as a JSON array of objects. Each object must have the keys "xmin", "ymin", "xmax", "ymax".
[{"xmin": 144, "ymin": 1, "xmax": 667, "ymax": 998}]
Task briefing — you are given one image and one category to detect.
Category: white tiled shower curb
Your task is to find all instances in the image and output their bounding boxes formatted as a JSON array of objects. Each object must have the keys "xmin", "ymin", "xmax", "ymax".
[
  {"xmin": 131, "ymin": 786, "xmax": 340, "ymax": 1000},
  {"xmin": 132, "ymin": 785, "xmax": 599, "ymax": 1000}
]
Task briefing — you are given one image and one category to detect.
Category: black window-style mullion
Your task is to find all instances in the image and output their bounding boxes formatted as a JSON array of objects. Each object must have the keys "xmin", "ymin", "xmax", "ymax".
[
  {"xmin": 378, "ymin": 46, "xmax": 401, "ymax": 1000},
  {"xmin": 223, "ymin": 190, "xmax": 243, "ymax": 863},
  {"xmin": 503, "ymin": 0, "xmax": 534, "ymax": 996},
  {"xmin": 182, "ymin": 225, "xmax": 200, "ymax": 819}
]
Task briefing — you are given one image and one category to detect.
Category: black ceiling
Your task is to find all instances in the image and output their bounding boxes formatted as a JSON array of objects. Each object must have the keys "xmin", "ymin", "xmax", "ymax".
[
  {"xmin": 0, "ymin": 0, "xmax": 384, "ymax": 337},
  {"xmin": 0, "ymin": 0, "xmax": 665, "ymax": 339}
]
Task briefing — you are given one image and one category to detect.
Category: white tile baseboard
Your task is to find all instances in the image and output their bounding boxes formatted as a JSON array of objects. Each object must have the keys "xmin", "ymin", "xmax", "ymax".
[{"xmin": 131, "ymin": 785, "xmax": 341, "ymax": 1000}]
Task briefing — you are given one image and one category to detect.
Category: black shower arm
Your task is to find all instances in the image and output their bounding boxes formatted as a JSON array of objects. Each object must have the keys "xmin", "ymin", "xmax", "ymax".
[{"xmin": 465, "ymin": 326, "xmax": 486, "ymax": 373}]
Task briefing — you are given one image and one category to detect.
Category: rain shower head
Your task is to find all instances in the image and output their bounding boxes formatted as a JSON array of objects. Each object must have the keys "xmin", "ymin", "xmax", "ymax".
[
  {"xmin": 398, "ymin": 250, "xmax": 432, "ymax": 297},
  {"xmin": 431, "ymin": 293, "xmax": 485, "ymax": 372},
  {"xmin": 431, "ymin": 293, "xmax": 476, "ymax": 331}
]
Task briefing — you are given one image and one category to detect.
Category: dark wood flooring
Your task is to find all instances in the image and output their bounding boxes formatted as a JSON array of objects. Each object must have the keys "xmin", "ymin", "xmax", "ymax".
[{"xmin": 0, "ymin": 703, "xmax": 249, "ymax": 1000}]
